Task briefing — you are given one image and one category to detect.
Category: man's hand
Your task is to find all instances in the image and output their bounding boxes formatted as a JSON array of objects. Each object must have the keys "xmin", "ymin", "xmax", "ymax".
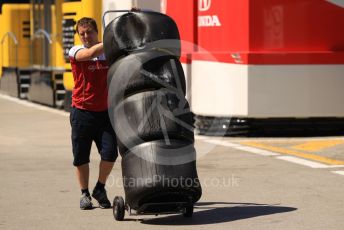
[{"xmin": 131, "ymin": 7, "xmax": 141, "ymax": 12}]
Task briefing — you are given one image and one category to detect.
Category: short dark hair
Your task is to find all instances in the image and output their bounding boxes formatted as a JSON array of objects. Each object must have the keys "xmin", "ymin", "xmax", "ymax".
[{"xmin": 76, "ymin": 17, "xmax": 98, "ymax": 34}]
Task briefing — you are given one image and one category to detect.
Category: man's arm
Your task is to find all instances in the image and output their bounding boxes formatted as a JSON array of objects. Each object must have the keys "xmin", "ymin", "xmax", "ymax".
[{"xmin": 75, "ymin": 43, "xmax": 104, "ymax": 61}]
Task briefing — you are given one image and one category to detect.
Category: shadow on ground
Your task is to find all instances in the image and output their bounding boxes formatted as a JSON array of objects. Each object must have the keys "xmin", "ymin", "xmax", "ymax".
[{"xmin": 139, "ymin": 202, "xmax": 297, "ymax": 225}]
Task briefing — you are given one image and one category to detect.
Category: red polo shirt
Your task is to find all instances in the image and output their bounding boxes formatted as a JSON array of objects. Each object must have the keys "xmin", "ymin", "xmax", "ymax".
[{"xmin": 69, "ymin": 45, "xmax": 109, "ymax": 111}]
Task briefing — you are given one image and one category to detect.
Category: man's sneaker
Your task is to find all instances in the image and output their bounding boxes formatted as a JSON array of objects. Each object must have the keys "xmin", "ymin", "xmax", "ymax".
[
  {"xmin": 92, "ymin": 188, "xmax": 111, "ymax": 209},
  {"xmin": 80, "ymin": 193, "xmax": 93, "ymax": 210}
]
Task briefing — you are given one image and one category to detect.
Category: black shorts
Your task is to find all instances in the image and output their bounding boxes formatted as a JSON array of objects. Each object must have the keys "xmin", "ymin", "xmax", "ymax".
[{"xmin": 70, "ymin": 107, "xmax": 118, "ymax": 166}]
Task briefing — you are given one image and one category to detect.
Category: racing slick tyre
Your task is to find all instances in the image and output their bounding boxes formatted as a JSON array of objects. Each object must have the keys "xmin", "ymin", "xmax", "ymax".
[
  {"xmin": 111, "ymin": 90, "xmax": 194, "ymax": 156},
  {"xmin": 103, "ymin": 11, "xmax": 181, "ymax": 65},
  {"xmin": 121, "ymin": 140, "xmax": 202, "ymax": 210},
  {"xmin": 107, "ymin": 49, "xmax": 186, "ymax": 106}
]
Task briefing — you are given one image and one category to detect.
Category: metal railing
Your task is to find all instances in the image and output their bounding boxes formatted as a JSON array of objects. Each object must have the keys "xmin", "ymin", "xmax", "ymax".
[
  {"xmin": 31, "ymin": 29, "xmax": 53, "ymax": 68},
  {"xmin": 1, "ymin": 32, "xmax": 19, "ymax": 68}
]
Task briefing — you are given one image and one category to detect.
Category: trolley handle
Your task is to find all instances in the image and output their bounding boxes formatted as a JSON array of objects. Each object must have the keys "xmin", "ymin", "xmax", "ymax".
[
  {"xmin": 102, "ymin": 9, "xmax": 158, "ymax": 29},
  {"xmin": 102, "ymin": 10, "xmax": 130, "ymax": 29}
]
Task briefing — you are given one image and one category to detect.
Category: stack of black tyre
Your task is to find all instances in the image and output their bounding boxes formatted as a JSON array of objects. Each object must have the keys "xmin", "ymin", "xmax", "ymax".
[{"xmin": 104, "ymin": 10, "xmax": 202, "ymax": 219}]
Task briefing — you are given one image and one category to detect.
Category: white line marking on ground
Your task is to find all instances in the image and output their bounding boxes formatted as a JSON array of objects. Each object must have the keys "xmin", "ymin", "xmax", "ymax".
[
  {"xmin": 277, "ymin": 156, "xmax": 330, "ymax": 168},
  {"xmin": 201, "ymin": 137, "xmax": 344, "ymax": 170},
  {"xmin": 0, "ymin": 94, "xmax": 69, "ymax": 117},
  {"xmin": 203, "ymin": 139, "xmax": 240, "ymax": 148},
  {"xmin": 203, "ymin": 139, "xmax": 279, "ymax": 156},
  {"xmin": 195, "ymin": 135, "xmax": 208, "ymax": 140},
  {"xmin": 234, "ymin": 146, "xmax": 280, "ymax": 156},
  {"xmin": 332, "ymin": 171, "xmax": 344, "ymax": 176},
  {"xmin": 326, "ymin": 165, "xmax": 344, "ymax": 168}
]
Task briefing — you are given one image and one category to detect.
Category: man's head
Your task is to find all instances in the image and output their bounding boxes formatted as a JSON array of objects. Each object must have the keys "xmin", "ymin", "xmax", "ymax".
[{"xmin": 76, "ymin": 17, "xmax": 99, "ymax": 47}]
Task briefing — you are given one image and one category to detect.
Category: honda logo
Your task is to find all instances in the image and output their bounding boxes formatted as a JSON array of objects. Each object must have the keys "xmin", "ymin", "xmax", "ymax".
[{"xmin": 199, "ymin": 0, "xmax": 211, "ymax": 11}]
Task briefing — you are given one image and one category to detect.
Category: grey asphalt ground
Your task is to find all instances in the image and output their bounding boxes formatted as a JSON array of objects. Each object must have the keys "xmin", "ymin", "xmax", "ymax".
[{"xmin": 1, "ymin": 95, "xmax": 344, "ymax": 230}]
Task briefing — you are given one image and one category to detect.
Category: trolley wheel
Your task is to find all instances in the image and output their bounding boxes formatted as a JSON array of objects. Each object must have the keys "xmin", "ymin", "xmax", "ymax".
[
  {"xmin": 113, "ymin": 196, "xmax": 125, "ymax": 221},
  {"xmin": 183, "ymin": 205, "xmax": 193, "ymax": 217}
]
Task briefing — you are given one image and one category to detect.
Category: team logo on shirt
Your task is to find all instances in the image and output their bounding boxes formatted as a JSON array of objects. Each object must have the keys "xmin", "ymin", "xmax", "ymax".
[{"xmin": 88, "ymin": 65, "xmax": 109, "ymax": 72}]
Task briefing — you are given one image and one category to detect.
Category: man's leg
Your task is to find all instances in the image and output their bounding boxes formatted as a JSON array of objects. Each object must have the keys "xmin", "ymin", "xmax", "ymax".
[
  {"xmin": 98, "ymin": 160, "xmax": 114, "ymax": 184},
  {"xmin": 76, "ymin": 163, "xmax": 93, "ymax": 210},
  {"xmin": 70, "ymin": 107, "xmax": 94, "ymax": 210},
  {"xmin": 92, "ymin": 160, "xmax": 115, "ymax": 208},
  {"xmin": 76, "ymin": 163, "xmax": 90, "ymax": 189},
  {"xmin": 92, "ymin": 114, "xmax": 118, "ymax": 209}
]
